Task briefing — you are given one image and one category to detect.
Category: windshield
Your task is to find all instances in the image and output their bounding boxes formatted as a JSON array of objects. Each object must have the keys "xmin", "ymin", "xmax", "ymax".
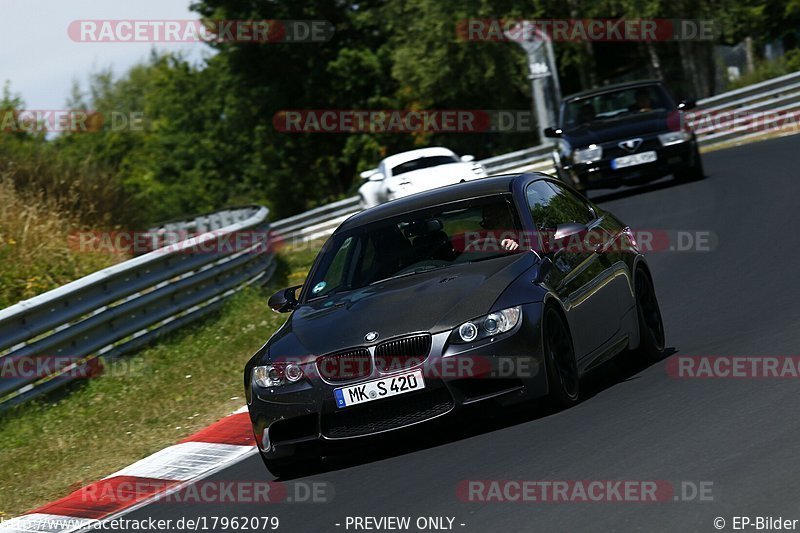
[
  {"xmin": 305, "ymin": 195, "xmax": 522, "ymax": 300},
  {"xmin": 391, "ymin": 155, "xmax": 459, "ymax": 176},
  {"xmin": 562, "ymin": 84, "xmax": 673, "ymax": 128}
]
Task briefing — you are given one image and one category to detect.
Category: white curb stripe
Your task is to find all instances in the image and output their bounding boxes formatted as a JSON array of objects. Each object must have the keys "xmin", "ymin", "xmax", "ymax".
[{"xmin": 107, "ymin": 441, "xmax": 252, "ymax": 481}]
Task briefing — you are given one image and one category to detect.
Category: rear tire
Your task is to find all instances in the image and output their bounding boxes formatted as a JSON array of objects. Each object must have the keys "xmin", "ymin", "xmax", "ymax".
[{"xmin": 543, "ymin": 306, "xmax": 580, "ymax": 407}]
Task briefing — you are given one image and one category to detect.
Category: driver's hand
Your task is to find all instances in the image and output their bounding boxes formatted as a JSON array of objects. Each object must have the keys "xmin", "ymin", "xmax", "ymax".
[{"xmin": 501, "ymin": 239, "xmax": 519, "ymax": 251}]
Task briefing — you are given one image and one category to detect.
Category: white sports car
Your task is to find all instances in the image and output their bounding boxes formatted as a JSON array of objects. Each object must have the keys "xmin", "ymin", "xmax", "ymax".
[{"xmin": 358, "ymin": 147, "xmax": 488, "ymax": 209}]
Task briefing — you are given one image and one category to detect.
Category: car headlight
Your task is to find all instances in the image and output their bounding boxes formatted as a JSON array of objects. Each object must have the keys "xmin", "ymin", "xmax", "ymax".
[
  {"xmin": 452, "ymin": 306, "xmax": 522, "ymax": 344},
  {"xmin": 658, "ymin": 131, "xmax": 691, "ymax": 146},
  {"xmin": 252, "ymin": 362, "xmax": 304, "ymax": 387},
  {"xmin": 573, "ymin": 145, "xmax": 602, "ymax": 164}
]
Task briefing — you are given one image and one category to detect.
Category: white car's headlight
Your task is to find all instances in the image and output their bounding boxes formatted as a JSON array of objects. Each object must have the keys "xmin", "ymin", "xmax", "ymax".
[
  {"xmin": 452, "ymin": 306, "xmax": 522, "ymax": 344},
  {"xmin": 658, "ymin": 131, "xmax": 691, "ymax": 146},
  {"xmin": 252, "ymin": 363, "xmax": 303, "ymax": 387},
  {"xmin": 573, "ymin": 145, "xmax": 603, "ymax": 164}
]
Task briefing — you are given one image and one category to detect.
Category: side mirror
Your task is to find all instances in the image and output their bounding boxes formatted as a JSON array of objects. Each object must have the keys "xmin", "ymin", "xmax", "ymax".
[
  {"xmin": 546, "ymin": 222, "xmax": 588, "ymax": 255},
  {"xmin": 460, "ymin": 154, "xmax": 475, "ymax": 162},
  {"xmin": 359, "ymin": 169, "xmax": 378, "ymax": 180},
  {"xmin": 368, "ymin": 172, "xmax": 385, "ymax": 182},
  {"xmin": 544, "ymin": 127, "xmax": 563, "ymax": 138},
  {"xmin": 268, "ymin": 286, "xmax": 301, "ymax": 313},
  {"xmin": 677, "ymin": 98, "xmax": 696, "ymax": 111}
]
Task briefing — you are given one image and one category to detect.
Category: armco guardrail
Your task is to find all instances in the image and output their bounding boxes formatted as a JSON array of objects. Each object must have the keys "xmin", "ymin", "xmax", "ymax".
[
  {"xmin": 695, "ymin": 71, "xmax": 800, "ymax": 109},
  {"xmin": 0, "ymin": 206, "xmax": 275, "ymax": 411},
  {"xmin": 479, "ymin": 143, "xmax": 555, "ymax": 174},
  {"xmin": 272, "ymin": 72, "xmax": 800, "ymax": 245},
  {"xmin": 693, "ymin": 70, "xmax": 800, "ymax": 146},
  {"xmin": 271, "ymin": 196, "xmax": 361, "ymax": 243}
]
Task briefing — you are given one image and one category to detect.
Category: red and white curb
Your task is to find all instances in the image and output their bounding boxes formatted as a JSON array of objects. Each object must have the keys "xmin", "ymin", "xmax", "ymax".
[{"xmin": 1, "ymin": 407, "xmax": 256, "ymax": 533}]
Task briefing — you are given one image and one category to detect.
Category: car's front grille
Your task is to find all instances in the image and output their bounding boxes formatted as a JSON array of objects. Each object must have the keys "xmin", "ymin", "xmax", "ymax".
[
  {"xmin": 316, "ymin": 348, "xmax": 372, "ymax": 382},
  {"xmin": 374, "ymin": 334, "xmax": 431, "ymax": 372},
  {"xmin": 321, "ymin": 387, "xmax": 454, "ymax": 438},
  {"xmin": 603, "ymin": 137, "xmax": 661, "ymax": 159}
]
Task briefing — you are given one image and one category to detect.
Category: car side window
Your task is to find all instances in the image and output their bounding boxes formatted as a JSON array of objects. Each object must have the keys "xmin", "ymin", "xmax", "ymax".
[{"xmin": 526, "ymin": 181, "xmax": 594, "ymax": 230}]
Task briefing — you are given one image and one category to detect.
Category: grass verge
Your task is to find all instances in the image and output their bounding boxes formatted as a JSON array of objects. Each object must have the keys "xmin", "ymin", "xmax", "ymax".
[
  {"xmin": 0, "ymin": 178, "xmax": 125, "ymax": 309},
  {"xmin": 0, "ymin": 240, "xmax": 323, "ymax": 519}
]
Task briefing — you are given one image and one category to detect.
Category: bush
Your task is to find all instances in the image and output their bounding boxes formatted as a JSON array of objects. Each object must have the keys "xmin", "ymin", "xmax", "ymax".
[{"xmin": 727, "ymin": 49, "xmax": 800, "ymax": 90}]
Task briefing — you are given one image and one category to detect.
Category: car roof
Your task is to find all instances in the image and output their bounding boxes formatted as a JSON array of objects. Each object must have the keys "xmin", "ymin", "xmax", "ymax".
[
  {"xmin": 381, "ymin": 146, "xmax": 457, "ymax": 168},
  {"xmin": 563, "ymin": 79, "xmax": 665, "ymax": 102},
  {"xmin": 339, "ymin": 173, "xmax": 545, "ymax": 230}
]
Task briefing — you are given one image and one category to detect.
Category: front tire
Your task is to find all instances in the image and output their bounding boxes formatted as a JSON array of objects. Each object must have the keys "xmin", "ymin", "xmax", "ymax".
[
  {"xmin": 632, "ymin": 267, "xmax": 665, "ymax": 363},
  {"xmin": 676, "ymin": 144, "xmax": 704, "ymax": 182},
  {"xmin": 543, "ymin": 306, "xmax": 580, "ymax": 407}
]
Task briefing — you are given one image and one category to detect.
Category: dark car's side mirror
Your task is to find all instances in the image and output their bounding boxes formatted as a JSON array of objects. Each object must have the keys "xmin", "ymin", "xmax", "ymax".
[
  {"xmin": 544, "ymin": 127, "xmax": 563, "ymax": 138},
  {"xmin": 268, "ymin": 286, "xmax": 301, "ymax": 313},
  {"xmin": 546, "ymin": 222, "xmax": 588, "ymax": 255},
  {"xmin": 677, "ymin": 98, "xmax": 696, "ymax": 111}
]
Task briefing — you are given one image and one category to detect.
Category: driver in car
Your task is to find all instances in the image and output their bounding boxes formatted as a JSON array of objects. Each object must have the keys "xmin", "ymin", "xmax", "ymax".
[
  {"xmin": 630, "ymin": 88, "xmax": 654, "ymax": 112},
  {"xmin": 478, "ymin": 203, "xmax": 520, "ymax": 252}
]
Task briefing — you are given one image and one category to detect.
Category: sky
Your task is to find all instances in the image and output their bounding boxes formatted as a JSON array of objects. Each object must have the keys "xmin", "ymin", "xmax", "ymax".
[{"xmin": 0, "ymin": 0, "xmax": 211, "ymax": 110}]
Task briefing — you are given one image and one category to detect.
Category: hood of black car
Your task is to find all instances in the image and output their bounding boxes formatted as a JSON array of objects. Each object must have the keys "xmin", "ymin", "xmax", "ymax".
[
  {"xmin": 563, "ymin": 110, "xmax": 677, "ymax": 148},
  {"xmin": 266, "ymin": 253, "xmax": 535, "ymax": 359}
]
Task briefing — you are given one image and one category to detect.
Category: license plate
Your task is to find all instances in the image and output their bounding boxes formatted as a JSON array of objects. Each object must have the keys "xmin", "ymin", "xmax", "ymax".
[
  {"xmin": 334, "ymin": 370, "xmax": 425, "ymax": 408},
  {"xmin": 612, "ymin": 151, "xmax": 657, "ymax": 169}
]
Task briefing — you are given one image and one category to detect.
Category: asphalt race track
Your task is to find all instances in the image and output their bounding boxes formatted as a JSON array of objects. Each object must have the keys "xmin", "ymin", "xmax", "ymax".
[{"xmin": 122, "ymin": 135, "xmax": 800, "ymax": 532}]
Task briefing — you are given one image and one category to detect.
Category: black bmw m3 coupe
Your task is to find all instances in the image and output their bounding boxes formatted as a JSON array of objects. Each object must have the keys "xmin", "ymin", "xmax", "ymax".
[{"xmin": 245, "ymin": 173, "xmax": 665, "ymax": 477}]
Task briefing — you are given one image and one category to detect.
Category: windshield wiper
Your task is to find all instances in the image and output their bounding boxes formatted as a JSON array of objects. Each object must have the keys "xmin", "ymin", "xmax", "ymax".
[
  {"xmin": 305, "ymin": 284, "xmax": 356, "ymax": 303},
  {"xmin": 369, "ymin": 264, "xmax": 447, "ymax": 285}
]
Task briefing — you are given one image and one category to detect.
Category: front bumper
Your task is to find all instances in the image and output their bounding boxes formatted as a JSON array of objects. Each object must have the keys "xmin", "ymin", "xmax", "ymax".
[
  {"xmin": 562, "ymin": 140, "xmax": 696, "ymax": 190},
  {"xmin": 247, "ymin": 303, "xmax": 547, "ymax": 460}
]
